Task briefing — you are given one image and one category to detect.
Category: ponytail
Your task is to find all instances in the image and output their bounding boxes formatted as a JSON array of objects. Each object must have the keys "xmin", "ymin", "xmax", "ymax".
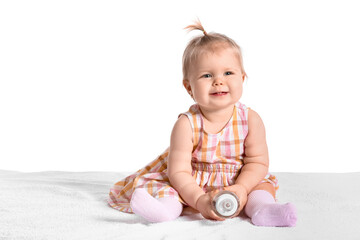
[{"xmin": 184, "ymin": 18, "xmax": 208, "ymax": 36}]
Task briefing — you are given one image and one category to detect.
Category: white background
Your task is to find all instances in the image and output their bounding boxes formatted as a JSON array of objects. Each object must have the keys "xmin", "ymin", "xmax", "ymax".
[{"xmin": 1, "ymin": 0, "xmax": 359, "ymax": 173}]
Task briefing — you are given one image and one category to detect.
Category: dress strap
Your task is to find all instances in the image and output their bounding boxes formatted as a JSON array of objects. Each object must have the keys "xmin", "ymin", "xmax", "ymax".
[{"xmin": 178, "ymin": 104, "xmax": 202, "ymax": 151}]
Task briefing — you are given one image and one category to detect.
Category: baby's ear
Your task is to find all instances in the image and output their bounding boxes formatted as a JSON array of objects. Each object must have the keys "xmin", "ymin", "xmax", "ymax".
[
  {"xmin": 242, "ymin": 72, "xmax": 247, "ymax": 82},
  {"xmin": 183, "ymin": 79, "xmax": 192, "ymax": 95}
]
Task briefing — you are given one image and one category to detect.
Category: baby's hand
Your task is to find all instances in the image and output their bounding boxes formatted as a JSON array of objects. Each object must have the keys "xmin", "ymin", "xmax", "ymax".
[
  {"xmin": 196, "ymin": 191, "xmax": 225, "ymax": 221},
  {"xmin": 223, "ymin": 184, "xmax": 248, "ymax": 213}
]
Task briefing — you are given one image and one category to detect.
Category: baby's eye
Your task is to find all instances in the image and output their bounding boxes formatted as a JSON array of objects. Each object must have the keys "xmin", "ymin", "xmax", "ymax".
[
  {"xmin": 202, "ymin": 74, "xmax": 212, "ymax": 78},
  {"xmin": 224, "ymin": 71, "xmax": 233, "ymax": 76}
]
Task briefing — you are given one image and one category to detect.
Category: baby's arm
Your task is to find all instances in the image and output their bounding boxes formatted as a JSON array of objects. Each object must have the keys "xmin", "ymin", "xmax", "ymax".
[
  {"xmin": 234, "ymin": 109, "xmax": 269, "ymax": 195},
  {"xmin": 167, "ymin": 115, "xmax": 203, "ymax": 208},
  {"xmin": 168, "ymin": 115, "xmax": 223, "ymax": 220}
]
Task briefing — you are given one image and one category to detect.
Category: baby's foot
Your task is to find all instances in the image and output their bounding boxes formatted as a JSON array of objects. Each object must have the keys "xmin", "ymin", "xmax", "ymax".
[
  {"xmin": 251, "ymin": 203, "xmax": 297, "ymax": 227},
  {"xmin": 130, "ymin": 188, "xmax": 182, "ymax": 223}
]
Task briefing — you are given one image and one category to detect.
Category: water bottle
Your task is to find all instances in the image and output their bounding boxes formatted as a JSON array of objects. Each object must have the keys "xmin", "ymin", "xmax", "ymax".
[{"xmin": 212, "ymin": 190, "xmax": 240, "ymax": 218}]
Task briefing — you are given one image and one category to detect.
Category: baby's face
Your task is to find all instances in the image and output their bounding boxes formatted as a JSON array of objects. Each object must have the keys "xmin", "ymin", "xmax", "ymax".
[{"xmin": 184, "ymin": 47, "xmax": 245, "ymax": 112}]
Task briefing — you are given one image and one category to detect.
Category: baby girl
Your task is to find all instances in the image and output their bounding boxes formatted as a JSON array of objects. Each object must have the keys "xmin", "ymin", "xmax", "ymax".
[{"xmin": 108, "ymin": 20, "xmax": 297, "ymax": 227}]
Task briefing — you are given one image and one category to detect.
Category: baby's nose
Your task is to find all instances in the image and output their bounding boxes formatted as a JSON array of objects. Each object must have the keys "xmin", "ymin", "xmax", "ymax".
[{"xmin": 213, "ymin": 79, "xmax": 223, "ymax": 86}]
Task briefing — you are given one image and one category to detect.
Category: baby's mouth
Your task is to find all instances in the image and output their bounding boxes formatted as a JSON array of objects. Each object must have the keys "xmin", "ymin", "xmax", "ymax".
[{"xmin": 210, "ymin": 92, "xmax": 228, "ymax": 96}]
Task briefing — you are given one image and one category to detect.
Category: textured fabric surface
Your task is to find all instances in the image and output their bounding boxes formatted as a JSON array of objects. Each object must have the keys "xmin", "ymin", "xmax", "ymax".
[{"xmin": 1, "ymin": 171, "xmax": 359, "ymax": 240}]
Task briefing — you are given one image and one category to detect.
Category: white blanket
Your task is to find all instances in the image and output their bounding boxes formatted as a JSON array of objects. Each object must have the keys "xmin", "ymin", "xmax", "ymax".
[{"xmin": 1, "ymin": 170, "xmax": 359, "ymax": 239}]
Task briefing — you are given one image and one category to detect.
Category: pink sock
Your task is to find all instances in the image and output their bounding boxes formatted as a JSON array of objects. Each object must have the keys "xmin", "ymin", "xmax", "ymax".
[
  {"xmin": 245, "ymin": 190, "xmax": 297, "ymax": 227},
  {"xmin": 130, "ymin": 188, "xmax": 183, "ymax": 223}
]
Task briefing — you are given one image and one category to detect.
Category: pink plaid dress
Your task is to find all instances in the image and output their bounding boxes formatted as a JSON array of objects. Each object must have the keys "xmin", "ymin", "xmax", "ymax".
[{"xmin": 108, "ymin": 102, "xmax": 278, "ymax": 213}]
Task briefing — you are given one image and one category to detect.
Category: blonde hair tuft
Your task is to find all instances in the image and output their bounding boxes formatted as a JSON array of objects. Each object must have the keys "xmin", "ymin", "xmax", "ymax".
[{"xmin": 184, "ymin": 18, "xmax": 208, "ymax": 36}]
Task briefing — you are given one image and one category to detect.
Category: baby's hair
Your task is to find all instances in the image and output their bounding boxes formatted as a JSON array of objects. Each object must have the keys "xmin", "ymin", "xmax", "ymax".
[
  {"xmin": 182, "ymin": 19, "xmax": 247, "ymax": 80},
  {"xmin": 184, "ymin": 19, "xmax": 208, "ymax": 36}
]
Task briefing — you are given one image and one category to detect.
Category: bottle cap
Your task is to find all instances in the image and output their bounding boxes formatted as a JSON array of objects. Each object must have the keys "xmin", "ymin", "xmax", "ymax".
[{"xmin": 212, "ymin": 190, "xmax": 240, "ymax": 218}]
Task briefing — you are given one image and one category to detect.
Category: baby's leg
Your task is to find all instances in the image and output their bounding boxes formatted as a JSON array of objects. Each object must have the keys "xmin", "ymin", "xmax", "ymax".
[
  {"xmin": 244, "ymin": 183, "xmax": 297, "ymax": 227},
  {"xmin": 130, "ymin": 188, "xmax": 183, "ymax": 223}
]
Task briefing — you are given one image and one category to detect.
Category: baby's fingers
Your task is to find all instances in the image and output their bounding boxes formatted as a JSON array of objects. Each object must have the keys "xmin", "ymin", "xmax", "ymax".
[{"xmin": 206, "ymin": 210, "xmax": 225, "ymax": 221}]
